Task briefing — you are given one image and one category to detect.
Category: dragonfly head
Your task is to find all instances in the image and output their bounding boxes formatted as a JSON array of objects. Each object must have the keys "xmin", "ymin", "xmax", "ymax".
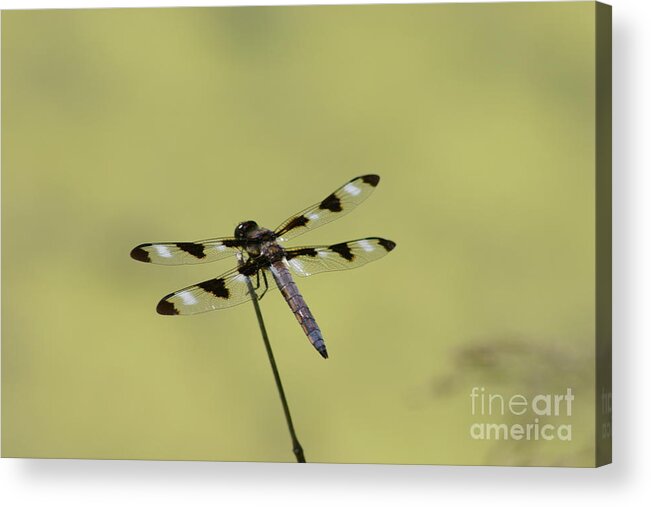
[{"xmin": 234, "ymin": 220, "xmax": 260, "ymax": 240}]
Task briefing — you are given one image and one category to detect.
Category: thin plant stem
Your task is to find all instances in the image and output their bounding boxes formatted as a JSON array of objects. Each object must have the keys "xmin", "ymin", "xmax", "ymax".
[{"xmin": 241, "ymin": 259, "xmax": 306, "ymax": 463}]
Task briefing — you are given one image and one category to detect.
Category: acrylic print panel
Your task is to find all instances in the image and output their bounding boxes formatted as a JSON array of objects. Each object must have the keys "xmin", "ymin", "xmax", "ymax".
[{"xmin": 1, "ymin": 2, "xmax": 611, "ymax": 466}]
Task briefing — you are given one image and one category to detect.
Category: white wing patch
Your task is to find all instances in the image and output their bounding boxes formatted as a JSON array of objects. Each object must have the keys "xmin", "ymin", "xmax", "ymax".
[
  {"xmin": 288, "ymin": 258, "xmax": 308, "ymax": 276},
  {"xmin": 154, "ymin": 245, "xmax": 173, "ymax": 258},
  {"xmin": 179, "ymin": 291, "xmax": 198, "ymax": 305},
  {"xmin": 359, "ymin": 239, "xmax": 375, "ymax": 252},
  {"xmin": 343, "ymin": 183, "xmax": 362, "ymax": 196}
]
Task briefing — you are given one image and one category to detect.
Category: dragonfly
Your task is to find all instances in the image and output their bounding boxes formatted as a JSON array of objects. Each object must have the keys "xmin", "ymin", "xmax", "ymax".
[{"xmin": 130, "ymin": 174, "xmax": 396, "ymax": 359}]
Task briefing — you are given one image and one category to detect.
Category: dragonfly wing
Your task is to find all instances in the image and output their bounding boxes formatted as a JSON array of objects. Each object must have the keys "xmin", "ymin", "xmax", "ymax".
[
  {"xmin": 130, "ymin": 238, "xmax": 244, "ymax": 265},
  {"xmin": 274, "ymin": 174, "xmax": 380, "ymax": 242},
  {"xmin": 156, "ymin": 263, "xmax": 276, "ymax": 315},
  {"xmin": 282, "ymin": 237, "xmax": 396, "ymax": 277}
]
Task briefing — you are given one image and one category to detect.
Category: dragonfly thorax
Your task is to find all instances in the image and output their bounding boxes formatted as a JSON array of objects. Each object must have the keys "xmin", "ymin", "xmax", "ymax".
[{"xmin": 234, "ymin": 221, "xmax": 279, "ymax": 259}]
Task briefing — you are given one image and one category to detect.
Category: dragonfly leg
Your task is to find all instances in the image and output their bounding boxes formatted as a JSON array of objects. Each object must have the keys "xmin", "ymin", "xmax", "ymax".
[{"xmin": 258, "ymin": 270, "xmax": 269, "ymax": 300}]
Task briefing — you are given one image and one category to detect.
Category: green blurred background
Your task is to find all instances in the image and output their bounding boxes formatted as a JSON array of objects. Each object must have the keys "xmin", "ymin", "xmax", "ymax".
[{"xmin": 2, "ymin": 2, "xmax": 597, "ymax": 465}]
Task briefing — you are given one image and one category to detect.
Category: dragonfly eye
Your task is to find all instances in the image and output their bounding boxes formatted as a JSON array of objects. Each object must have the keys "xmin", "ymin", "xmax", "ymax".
[{"xmin": 234, "ymin": 220, "xmax": 259, "ymax": 240}]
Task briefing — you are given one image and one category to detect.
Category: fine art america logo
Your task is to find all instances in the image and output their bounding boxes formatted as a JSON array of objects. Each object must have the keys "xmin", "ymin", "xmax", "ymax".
[{"xmin": 469, "ymin": 387, "xmax": 574, "ymax": 441}]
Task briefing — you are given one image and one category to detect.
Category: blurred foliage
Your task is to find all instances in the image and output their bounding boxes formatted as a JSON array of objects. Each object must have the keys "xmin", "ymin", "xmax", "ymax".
[{"xmin": 2, "ymin": 3, "xmax": 597, "ymax": 465}]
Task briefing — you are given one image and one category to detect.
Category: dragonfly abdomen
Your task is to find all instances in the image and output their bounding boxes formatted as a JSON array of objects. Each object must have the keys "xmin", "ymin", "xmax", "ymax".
[{"xmin": 270, "ymin": 262, "xmax": 328, "ymax": 359}]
